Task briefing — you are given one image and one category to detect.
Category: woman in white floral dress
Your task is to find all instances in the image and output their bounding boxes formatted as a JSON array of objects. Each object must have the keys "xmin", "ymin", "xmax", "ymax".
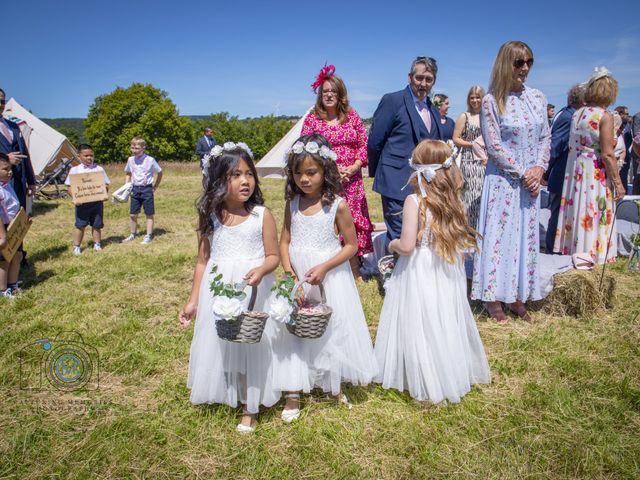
[{"xmin": 471, "ymin": 41, "xmax": 551, "ymax": 323}]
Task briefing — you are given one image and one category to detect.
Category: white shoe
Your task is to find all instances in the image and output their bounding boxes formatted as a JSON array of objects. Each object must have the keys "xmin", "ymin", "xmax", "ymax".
[
  {"xmin": 93, "ymin": 243, "xmax": 102, "ymax": 251},
  {"xmin": 235, "ymin": 423, "xmax": 256, "ymax": 434},
  {"xmin": 122, "ymin": 234, "xmax": 135, "ymax": 243},
  {"xmin": 281, "ymin": 393, "xmax": 301, "ymax": 423},
  {"xmin": 141, "ymin": 235, "xmax": 152, "ymax": 245},
  {"xmin": 236, "ymin": 410, "xmax": 256, "ymax": 434},
  {"xmin": 73, "ymin": 246, "xmax": 81, "ymax": 256}
]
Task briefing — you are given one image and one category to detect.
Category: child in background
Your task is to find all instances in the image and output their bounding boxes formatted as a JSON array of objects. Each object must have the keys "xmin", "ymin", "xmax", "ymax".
[
  {"xmin": 122, "ymin": 136, "xmax": 162, "ymax": 245},
  {"xmin": 179, "ymin": 142, "xmax": 281, "ymax": 434},
  {"xmin": 374, "ymin": 140, "xmax": 491, "ymax": 403},
  {"xmin": 0, "ymin": 153, "xmax": 23, "ymax": 298},
  {"xmin": 273, "ymin": 133, "xmax": 377, "ymax": 423},
  {"xmin": 65, "ymin": 144, "xmax": 110, "ymax": 255}
]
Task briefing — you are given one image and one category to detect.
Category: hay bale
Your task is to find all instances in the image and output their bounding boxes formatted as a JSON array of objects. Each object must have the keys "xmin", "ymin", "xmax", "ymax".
[{"xmin": 532, "ymin": 269, "xmax": 616, "ymax": 318}]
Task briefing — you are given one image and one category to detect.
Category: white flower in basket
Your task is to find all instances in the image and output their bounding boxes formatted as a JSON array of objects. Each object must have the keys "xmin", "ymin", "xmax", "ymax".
[
  {"xmin": 268, "ymin": 295, "xmax": 294, "ymax": 324},
  {"xmin": 212, "ymin": 296, "xmax": 244, "ymax": 320}
]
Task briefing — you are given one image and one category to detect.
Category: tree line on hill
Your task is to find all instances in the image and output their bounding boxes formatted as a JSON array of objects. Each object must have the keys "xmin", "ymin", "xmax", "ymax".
[{"xmin": 43, "ymin": 83, "xmax": 297, "ymax": 163}]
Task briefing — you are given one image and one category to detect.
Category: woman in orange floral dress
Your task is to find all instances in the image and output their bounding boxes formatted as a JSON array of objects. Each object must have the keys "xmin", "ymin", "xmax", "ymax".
[{"xmin": 554, "ymin": 68, "xmax": 625, "ymax": 263}]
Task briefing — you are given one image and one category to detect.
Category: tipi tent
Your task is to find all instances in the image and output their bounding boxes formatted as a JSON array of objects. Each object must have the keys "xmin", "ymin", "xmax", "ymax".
[
  {"xmin": 2, "ymin": 98, "xmax": 78, "ymax": 177},
  {"xmin": 256, "ymin": 108, "xmax": 311, "ymax": 178}
]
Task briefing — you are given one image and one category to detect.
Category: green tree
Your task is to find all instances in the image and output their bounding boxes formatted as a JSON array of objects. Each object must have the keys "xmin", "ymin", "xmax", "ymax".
[
  {"xmin": 85, "ymin": 83, "xmax": 194, "ymax": 162},
  {"xmin": 57, "ymin": 126, "xmax": 80, "ymax": 147},
  {"xmin": 192, "ymin": 113, "xmax": 292, "ymax": 160}
]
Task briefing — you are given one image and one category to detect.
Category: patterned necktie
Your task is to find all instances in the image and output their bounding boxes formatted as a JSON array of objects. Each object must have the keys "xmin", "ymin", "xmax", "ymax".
[
  {"xmin": 0, "ymin": 120, "xmax": 13, "ymax": 143},
  {"xmin": 418, "ymin": 104, "xmax": 432, "ymax": 133}
]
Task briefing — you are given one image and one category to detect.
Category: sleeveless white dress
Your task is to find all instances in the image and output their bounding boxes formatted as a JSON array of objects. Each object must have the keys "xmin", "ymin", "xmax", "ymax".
[
  {"xmin": 374, "ymin": 195, "xmax": 491, "ymax": 403},
  {"xmin": 271, "ymin": 195, "xmax": 378, "ymax": 395},
  {"xmin": 187, "ymin": 206, "xmax": 280, "ymax": 414}
]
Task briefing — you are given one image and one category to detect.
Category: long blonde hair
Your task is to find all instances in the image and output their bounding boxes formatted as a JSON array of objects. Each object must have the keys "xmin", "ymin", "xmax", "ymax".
[
  {"xmin": 467, "ymin": 85, "xmax": 486, "ymax": 113},
  {"xmin": 489, "ymin": 41, "xmax": 533, "ymax": 114},
  {"xmin": 410, "ymin": 140, "xmax": 478, "ymax": 262}
]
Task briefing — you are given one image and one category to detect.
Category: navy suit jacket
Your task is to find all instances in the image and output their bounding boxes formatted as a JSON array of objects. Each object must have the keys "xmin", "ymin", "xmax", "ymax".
[
  {"xmin": 545, "ymin": 105, "xmax": 575, "ymax": 194},
  {"xmin": 196, "ymin": 135, "xmax": 216, "ymax": 159},
  {"xmin": 367, "ymin": 86, "xmax": 443, "ymax": 200},
  {"xmin": 0, "ymin": 118, "xmax": 35, "ymax": 208}
]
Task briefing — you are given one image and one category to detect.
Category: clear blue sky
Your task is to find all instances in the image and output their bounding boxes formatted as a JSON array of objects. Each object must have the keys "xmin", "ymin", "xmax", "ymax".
[{"xmin": 4, "ymin": 0, "xmax": 640, "ymax": 121}]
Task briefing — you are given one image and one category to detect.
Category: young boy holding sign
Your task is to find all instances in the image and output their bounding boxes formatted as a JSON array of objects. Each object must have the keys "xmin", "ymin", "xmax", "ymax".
[
  {"xmin": 0, "ymin": 153, "xmax": 23, "ymax": 297},
  {"xmin": 66, "ymin": 144, "xmax": 110, "ymax": 255}
]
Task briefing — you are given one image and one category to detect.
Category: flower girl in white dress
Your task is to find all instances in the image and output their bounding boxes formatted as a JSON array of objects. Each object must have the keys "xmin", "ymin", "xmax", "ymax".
[
  {"xmin": 374, "ymin": 140, "xmax": 491, "ymax": 403},
  {"xmin": 273, "ymin": 134, "xmax": 377, "ymax": 422},
  {"xmin": 179, "ymin": 143, "xmax": 280, "ymax": 433}
]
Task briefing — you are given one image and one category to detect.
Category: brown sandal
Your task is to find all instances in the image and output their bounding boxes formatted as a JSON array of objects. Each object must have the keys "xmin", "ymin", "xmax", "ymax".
[
  {"xmin": 485, "ymin": 302, "xmax": 507, "ymax": 323},
  {"xmin": 506, "ymin": 301, "xmax": 532, "ymax": 322}
]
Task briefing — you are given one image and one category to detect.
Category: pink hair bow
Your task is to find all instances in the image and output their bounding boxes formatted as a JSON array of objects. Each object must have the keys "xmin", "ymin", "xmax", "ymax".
[{"xmin": 311, "ymin": 63, "xmax": 336, "ymax": 93}]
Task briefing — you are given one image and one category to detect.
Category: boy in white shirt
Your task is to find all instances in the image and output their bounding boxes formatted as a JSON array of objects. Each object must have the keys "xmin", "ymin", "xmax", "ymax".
[
  {"xmin": 65, "ymin": 144, "xmax": 110, "ymax": 255},
  {"xmin": 0, "ymin": 153, "xmax": 23, "ymax": 297},
  {"xmin": 122, "ymin": 136, "xmax": 162, "ymax": 245}
]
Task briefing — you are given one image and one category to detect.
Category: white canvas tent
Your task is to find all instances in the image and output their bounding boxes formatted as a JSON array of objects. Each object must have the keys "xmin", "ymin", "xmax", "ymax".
[
  {"xmin": 2, "ymin": 98, "xmax": 78, "ymax": 177},
  {"xmin": 256, "ymin": 107, "xmax": 311, "ymax": 178}
]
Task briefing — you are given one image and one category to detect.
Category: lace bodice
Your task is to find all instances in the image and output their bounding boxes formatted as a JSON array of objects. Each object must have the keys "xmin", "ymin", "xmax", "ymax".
[
  {"xmin": 410, "ymin": 194, "xmax": 434, "ymax": 248},
  {"xmin": 290, "ymin": 195, "xmax": 342, "ymax": 252},
  {"xmin": 209, "ymin": 206, "xmax": 265, "ymax": 262}
]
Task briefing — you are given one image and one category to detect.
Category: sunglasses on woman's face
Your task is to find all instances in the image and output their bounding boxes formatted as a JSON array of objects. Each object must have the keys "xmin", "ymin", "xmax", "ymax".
[{"xmin": 513, "ymin": 58, "xmax": 534, "ymax": 69}]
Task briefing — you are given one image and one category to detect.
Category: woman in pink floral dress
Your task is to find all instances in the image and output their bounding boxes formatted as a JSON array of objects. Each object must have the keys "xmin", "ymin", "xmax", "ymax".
[
  {"xmin": 301, "ymin": 65, "xmax": 374, "ymax": 278},
  {"xmin": 554, "ymin": 68, "xmax": 625, "ymax": 264}
]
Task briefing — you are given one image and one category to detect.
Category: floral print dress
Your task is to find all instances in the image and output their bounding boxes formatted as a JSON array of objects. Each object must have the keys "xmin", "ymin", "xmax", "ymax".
[
  {"xmin": 301, "ymin": 110, "xmax": 374, "ymax": 256},
  {"xmin": 471, "ymin": 87, "xmax": 551, "ymax": 303},
  {"xmin": 553, "ymin": 106, "xmax": 616, "ymax": 263}
]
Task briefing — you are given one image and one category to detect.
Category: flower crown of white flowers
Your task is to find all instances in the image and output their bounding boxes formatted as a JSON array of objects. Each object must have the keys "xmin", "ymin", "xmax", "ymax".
[
  {"xmin": 402, "ymin": 140, "xmax": 458, "ymax": 197},
  {"xmin": 202, "ymin": 141, "xmax": 254, "ymax": 176},
  {"xmin": 287, "ymin": 141, "xmax": 338, "ymax": 162}
]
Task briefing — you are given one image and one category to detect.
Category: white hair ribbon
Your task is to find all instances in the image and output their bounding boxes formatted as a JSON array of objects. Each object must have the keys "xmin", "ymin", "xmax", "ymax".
[{"xmin": 401, "ymin": 141, "xmax": 458, "ymax": 198}]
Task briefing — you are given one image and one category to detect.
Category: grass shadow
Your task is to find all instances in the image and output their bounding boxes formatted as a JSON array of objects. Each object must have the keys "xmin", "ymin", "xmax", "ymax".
[
  {"xmin": 152, "ymin": 228, "xmax": 170, "ymax": 238},
  {"xmin": 25, "ymin": 245, "xmax": 67, "ymax": 263},
  {"xmin": 20, "ymin": 268, "xmax": 55, "ymax": 289},
  {"xmin": 31, "ymin": 201, "xmax": 61, "ymax": 216}
]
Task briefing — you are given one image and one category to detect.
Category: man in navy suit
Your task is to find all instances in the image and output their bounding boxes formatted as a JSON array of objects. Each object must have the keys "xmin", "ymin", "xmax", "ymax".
[
  {"xmin": 195, "ymin": 127, "xmax": 216, "ymax": 169},
  {"xmin": 368, "ymin": 57, "xmax": 443, "ymax": 249},
  {"xmin": 543, "ymin": 84, "xmax": 584, "ymax": 253},
  {"xmin": 0, "ymin": 88, "xmax": 35, "ymax": 212}
]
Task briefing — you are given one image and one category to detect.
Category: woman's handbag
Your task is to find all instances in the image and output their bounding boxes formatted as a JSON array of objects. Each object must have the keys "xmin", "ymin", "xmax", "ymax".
[{"xmin": 471, "ymin": 136, "xmax": 488, "ymax": 165}]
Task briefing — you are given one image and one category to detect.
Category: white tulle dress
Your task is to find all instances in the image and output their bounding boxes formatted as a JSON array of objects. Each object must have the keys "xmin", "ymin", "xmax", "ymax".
[
  {"xmin": 374, "ymin": 195, "xmax": 491, "ymax": 403},
  {"xmin": 187, "ymin": 206, "xmax": 280, "ymax": 414},
  {"xmin": 271, "ymin": 195, "xmax": 378, "ymax": 395}
]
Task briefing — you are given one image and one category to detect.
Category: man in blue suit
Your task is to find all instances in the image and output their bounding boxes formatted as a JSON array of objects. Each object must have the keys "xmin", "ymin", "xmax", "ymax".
[
  {"xmin": 368, "ymin": 57, "xmax": 443, "ymax": 249},
  {"xmin": 543, "ymin": 84, "xmax": 584, "ymax": 253},
  {"xmin": 195, "ymin": 127, "xmax": 216, "ymax": 170},
  {"xmin": 0, "ymin": 88, "xmax": 35, "ymax": 212}
]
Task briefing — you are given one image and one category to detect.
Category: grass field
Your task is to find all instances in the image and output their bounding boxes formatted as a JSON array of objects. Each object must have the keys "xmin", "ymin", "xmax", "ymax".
[{"xmin": 1, "ymin": 162, "xmax": 639, "ymax": 479}]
